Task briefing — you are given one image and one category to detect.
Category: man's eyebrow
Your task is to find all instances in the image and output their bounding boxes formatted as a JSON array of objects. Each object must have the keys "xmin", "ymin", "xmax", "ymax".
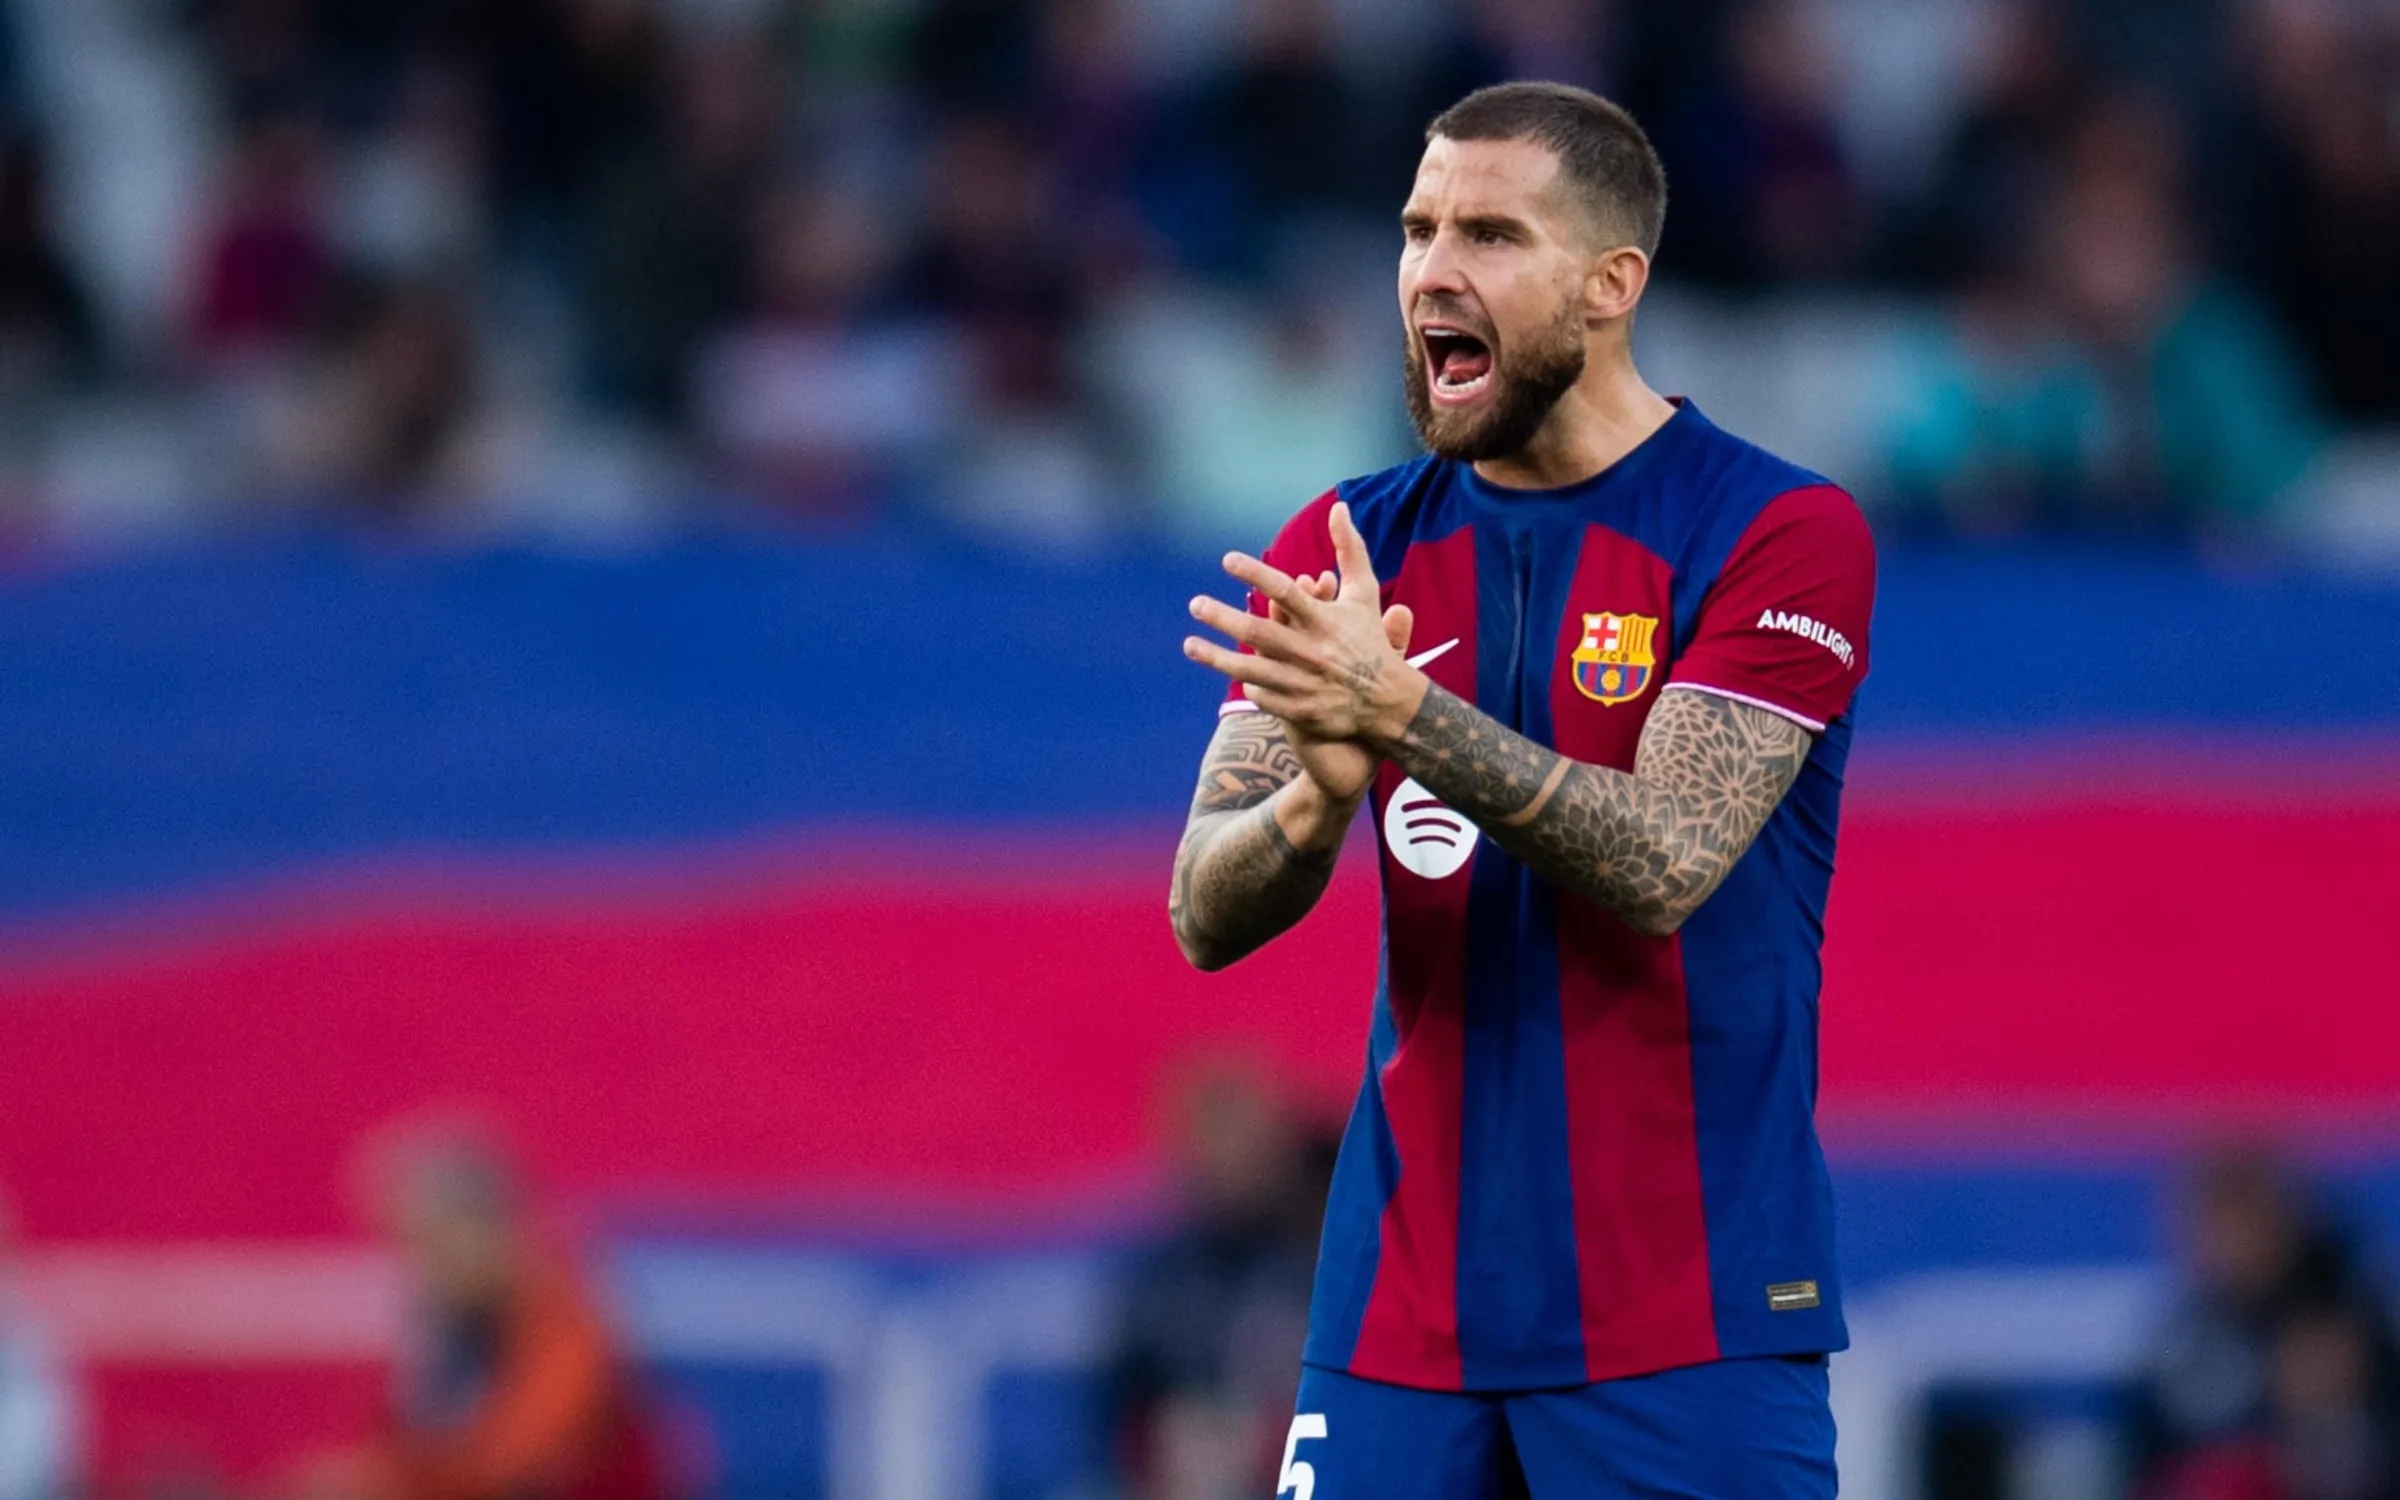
[
  {"xmin": 1398, "ymin": 209, "xmax": 1537, "ymax": 239},
  {"xmin": 1455, "ymin": 212, "xmax": 1533, "ymax": 239}
]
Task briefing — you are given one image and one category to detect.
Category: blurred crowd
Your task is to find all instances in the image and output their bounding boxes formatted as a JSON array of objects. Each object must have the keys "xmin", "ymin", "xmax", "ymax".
[
  {"xmin": 0, "ymin": 1130, "xmax": 672, "ymax": 1500},
  {"xmin": 1922, "ymin": 1146, "xmax": 2400, "ymax": 1500},
  {"xmin": 0, "ymin": 1071, "xmax": 1339, "ymax": 1500},
  {"xmin": 1106, "ymin": 1057, "xmax": 1333, "ymax": 1500},
  {"xmin": 10, "ymin": 1108, "xmax": 2400, "ymax": 1500},
  {"xmin": 0, "ymin": 0, "xmax": 2395, "ymax": 551},
  {"xmin": 2131, "ymin": 1148, "xmax": 2400, "ymax": 1500}
]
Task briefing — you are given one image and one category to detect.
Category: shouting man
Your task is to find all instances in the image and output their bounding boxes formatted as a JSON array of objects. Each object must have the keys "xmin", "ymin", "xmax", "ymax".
[{"xmin": 1172, "ymin": 83, "xmax": 1875, "ymax": 1500}]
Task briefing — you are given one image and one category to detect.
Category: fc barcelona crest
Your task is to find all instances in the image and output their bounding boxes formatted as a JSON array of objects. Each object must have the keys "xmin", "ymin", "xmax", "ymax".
[{"xmin": 1571, "ymin": 612, "xmax": 1658, "ymax": 705}]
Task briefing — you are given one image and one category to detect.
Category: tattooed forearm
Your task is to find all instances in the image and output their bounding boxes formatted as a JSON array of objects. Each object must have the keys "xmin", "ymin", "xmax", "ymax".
[
  {"xmin": 1388, "ymin": 685, "xmax": 1811, "ymax": 936},
  {"xmin": 1186, "ymin": 710, "xmax": 1306, "ymax": 817},
  {"xmin": 1171, "ymin": 800, "xmax": 1334, "ymax": 971},
  {"xmin": 1169, "ymin": 713, "xmax": 1342, "ymax": 971}
]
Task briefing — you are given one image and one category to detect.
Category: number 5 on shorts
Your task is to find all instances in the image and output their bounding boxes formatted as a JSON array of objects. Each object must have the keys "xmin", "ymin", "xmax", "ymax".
[{"xmin": 1276, "ymin": 1414, "xmax": 1328, "ymax": 1500}]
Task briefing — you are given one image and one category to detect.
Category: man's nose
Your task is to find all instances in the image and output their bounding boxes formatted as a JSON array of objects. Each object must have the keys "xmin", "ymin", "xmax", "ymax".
[{"xmin": 1410, "ymin": 229, "xmax": 1470, "ymax": 298}]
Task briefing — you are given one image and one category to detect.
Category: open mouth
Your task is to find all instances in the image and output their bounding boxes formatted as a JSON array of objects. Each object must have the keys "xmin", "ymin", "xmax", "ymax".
[{"xmin": 1421, "ymin": 325, "xmax": 1494, "ymax": 404}]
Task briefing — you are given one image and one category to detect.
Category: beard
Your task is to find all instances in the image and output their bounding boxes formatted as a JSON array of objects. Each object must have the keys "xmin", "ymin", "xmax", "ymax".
[{"xmin": 1402, "ymin": 295, "xmax": 1587, "ymax": 465}]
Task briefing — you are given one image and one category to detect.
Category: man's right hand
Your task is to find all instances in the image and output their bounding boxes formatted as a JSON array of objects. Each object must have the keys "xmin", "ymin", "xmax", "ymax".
[
  {"xmin": 1266, "ymin": 571, "xmax": 1413, "ymax": 806},
  {"xmin": 1173, "ymin": 580, "xmax": 1405, "ymax": 971}
]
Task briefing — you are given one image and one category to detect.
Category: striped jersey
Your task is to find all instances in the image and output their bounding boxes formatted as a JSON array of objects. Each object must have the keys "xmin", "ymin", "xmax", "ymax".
[{"xmin": 1221, "ymin": 402, "xmax": 1877, "ymax": 1391}]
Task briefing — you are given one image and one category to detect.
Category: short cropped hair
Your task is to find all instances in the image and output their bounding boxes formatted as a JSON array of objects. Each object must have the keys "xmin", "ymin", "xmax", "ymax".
[{"xmin": 1428, "ymin": 83, "xmax": 1668, "ymax": 258}]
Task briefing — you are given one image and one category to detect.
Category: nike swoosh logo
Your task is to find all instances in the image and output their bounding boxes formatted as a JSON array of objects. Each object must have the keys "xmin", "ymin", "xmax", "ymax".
[{"xmin": 1406, "ymin": 638, "xmax": 1461, "ymax": 670}]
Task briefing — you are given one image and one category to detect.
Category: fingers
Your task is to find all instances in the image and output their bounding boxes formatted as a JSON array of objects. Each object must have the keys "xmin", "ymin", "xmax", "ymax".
[
  {"xmin": 1382, "ymin": 602, "xmax": 1414, "ymax": 653},
  {"xmin": 1241, "ymin": 683, "xmax": 1309, "ymax": 719},
  {"xmin": 1221, "ymin": 552, "xmax": 1318, "ymax": 622},
  {"xmin": 1182, "ymin": 633, "xmax": 1313, "ymax": 695},
  {"xmin": 1270, "ymin": 571, "xmax": 1338, "ymax": 627},
  {"xmin": 1188, "ymin": 593, "xmax": 1313, "ymax": 663},
  {"xmin": 1328, "ymin": 502, "xmax": 1380, "ymax": 604}
]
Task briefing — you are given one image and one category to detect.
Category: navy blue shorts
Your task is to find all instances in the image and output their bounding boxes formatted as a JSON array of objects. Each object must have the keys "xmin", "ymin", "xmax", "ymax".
[{"xmin": 1277, "ymin": 1356, "xmax": 1836, "ymax": 1500}]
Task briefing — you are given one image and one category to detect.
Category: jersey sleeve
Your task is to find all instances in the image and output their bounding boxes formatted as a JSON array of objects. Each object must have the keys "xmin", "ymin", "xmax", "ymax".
[
  {"xmin": 1219, "ymin": 489, "xmax": 1343, "ymax": 716},
  {"xmin": 1662, "ymin": 484, "xmax": 1876, "ymax": 733}
]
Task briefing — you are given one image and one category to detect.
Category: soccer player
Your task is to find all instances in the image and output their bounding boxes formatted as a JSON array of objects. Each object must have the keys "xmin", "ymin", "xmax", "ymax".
[{"xmin": 1169, "ymin": 83, "xmax": 1875, "ymax": 1499}]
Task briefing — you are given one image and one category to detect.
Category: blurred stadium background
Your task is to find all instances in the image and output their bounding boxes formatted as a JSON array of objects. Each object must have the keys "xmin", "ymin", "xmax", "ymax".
[{"xmin": 0, "ymin": 0, "xmax": 2396, "ymax": 1498}]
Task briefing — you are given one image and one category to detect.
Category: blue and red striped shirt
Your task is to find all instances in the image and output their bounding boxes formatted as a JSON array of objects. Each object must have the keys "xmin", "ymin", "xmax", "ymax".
[{"xmin": 1223, "ymin": 403, "xmax": 1876, "ymax": 1390}]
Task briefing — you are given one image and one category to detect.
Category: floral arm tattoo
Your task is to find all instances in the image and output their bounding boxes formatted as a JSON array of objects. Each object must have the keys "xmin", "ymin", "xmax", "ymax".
[
  {"xmin": 1386, "ymin": 685, "xmax": 1812, "ymax": 936},
  {"xmin": 1168, "ymin": 712, "xmax": 1339, "ymax": 971}
]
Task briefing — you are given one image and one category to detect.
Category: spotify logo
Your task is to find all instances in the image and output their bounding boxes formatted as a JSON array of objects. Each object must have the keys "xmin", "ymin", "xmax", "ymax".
[{"xmin": 1383, "ymin": 778, "xmax": 1478, "ymax": 880}]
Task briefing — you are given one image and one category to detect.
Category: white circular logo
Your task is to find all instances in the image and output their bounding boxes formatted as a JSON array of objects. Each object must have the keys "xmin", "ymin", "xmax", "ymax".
[{"xmin": 1382, "ymin": 777, "xmax": 1478, "ymax": 880}]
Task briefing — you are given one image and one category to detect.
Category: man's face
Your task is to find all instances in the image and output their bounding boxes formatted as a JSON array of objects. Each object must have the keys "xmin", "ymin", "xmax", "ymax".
[{"xmin": 1398, "ymin": 136, "xmax": 1593, "ymax": 463}]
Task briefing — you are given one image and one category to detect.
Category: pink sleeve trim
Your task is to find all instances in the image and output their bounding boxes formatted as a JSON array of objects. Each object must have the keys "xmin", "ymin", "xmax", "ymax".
[
  {"xmin": 1218, "ymin": 699, "xmax": 1260, "ymax": 717},
  {"xmin": 1658, "ymin": 681, "xmax": 1827, "ymax": 735}
]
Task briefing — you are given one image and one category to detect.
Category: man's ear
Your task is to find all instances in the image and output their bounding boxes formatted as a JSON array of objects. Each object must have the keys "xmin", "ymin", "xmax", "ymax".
[{"xmin": 1584, "ymin": 245, "xmax": 1651, "ymax": 324}]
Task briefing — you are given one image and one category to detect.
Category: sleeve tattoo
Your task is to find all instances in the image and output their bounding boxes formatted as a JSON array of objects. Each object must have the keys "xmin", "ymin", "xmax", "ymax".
[
  {"xmin": 1388, "ymin": 685, "xmax": 1812, "ymax": 936},
  {"xmin": 1168, "ymin": 712, "xmax": 1339, "ymax": 971}
]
